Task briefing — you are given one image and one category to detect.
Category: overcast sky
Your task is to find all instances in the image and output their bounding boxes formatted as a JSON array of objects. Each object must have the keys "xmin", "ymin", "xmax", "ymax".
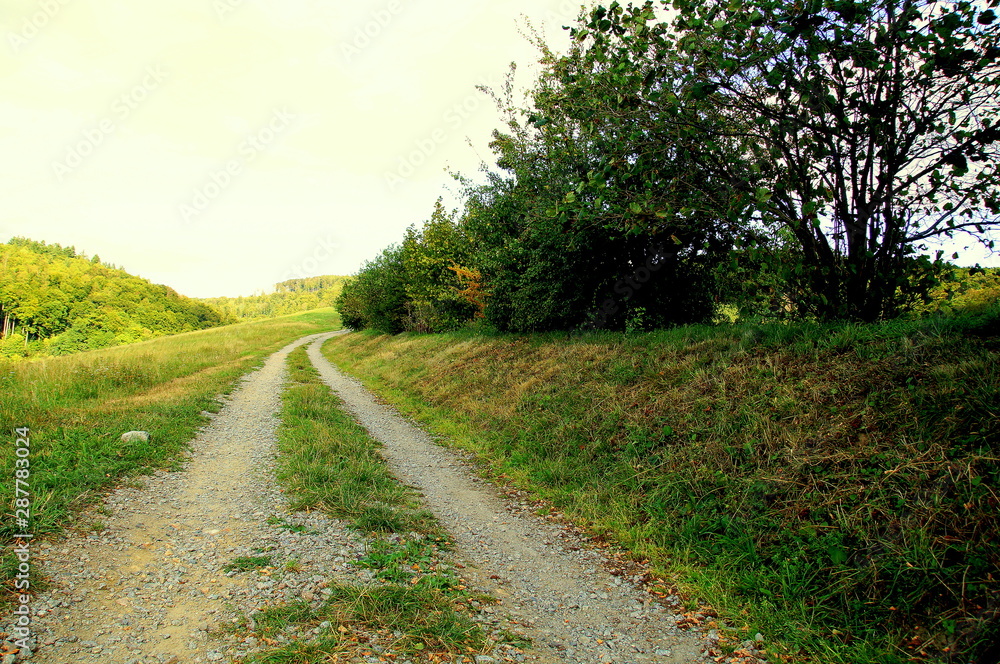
[{"xmin": 0, "ymin": 0, "xmax": 585, "ymax": 297}]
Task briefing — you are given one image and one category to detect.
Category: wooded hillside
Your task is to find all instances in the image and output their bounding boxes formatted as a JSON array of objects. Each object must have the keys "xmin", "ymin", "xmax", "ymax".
[
  {"xmin": 0, "ymin": 237, "xmax": 228, "ymax": 358},
  {"xmin": 199, "ymin": 275, "xmax": 347, "ymax": 322}
]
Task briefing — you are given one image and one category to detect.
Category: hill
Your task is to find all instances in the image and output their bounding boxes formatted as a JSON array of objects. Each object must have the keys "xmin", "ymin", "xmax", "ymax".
[
  {"xmin": 199, "ymin": 275, "xmax": 347, "ymax": 322},
  {"xmin": 0, "ymin": 237, "xmax": 228, "ymax": 358}
]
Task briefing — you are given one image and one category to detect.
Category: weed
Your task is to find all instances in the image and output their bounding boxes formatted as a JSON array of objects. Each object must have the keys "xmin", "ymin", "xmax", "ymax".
[
  {"xmin": 266, "ymin": 515, "xmax": 319, "ymax": 535},
  {"xmin": 224, "ymin": 556, "xmax": 272, "ymax": 573}
]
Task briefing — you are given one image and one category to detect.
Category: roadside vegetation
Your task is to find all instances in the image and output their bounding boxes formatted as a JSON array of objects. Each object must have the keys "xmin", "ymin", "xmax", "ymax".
[
  {"xmin": 0, "ymin": 309, "xmax": 341, "ymax": 603},
  {"xmin": 321, "ymin": 307, "xmax": 1000, "ymax": 664},
  {"xmin": 247, "ymin": 345, "xmax": 513, "ymax": 663}
]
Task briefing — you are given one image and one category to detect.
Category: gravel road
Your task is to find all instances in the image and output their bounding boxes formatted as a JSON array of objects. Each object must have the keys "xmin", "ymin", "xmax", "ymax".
[
  {"xmin": 2, "ymin": 331, "xmax": 729, "ymax": 664},
  {"xmin": 305, "ymin": 335, "xmax": 711, "ymax": 664}
]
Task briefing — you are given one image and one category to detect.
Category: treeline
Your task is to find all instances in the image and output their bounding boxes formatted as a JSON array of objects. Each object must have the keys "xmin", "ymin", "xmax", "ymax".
[
  {"xmin": 199, "ymin": 276, "xmax": 347, "ymax": 322},
  {"xmin": 339, "ymin": 0, "xmax": 1000, "ymax": 334},
  {"xmin": 0, "ymin": 238, "xmax": 227, "ymax": 358}
]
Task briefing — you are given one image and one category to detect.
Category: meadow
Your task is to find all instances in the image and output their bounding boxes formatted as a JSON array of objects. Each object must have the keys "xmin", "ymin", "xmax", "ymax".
[{"xmin": 1, "ymin": 309, "xmax": 341, "ymax": 595}]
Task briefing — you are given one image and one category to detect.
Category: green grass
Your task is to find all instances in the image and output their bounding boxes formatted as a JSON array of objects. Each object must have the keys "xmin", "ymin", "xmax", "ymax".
[
  {"xmin": 224, "ymin": 556, "xmax": 273, "ymax": 572},
  {"xmin": 275, "ymin": 347, "xmax": 436, "ymax": 534},
  {"xmin": 319, "ymin": 306, "xmax": 1000, "ymax": 664},
  {"xmin": 241, "ymin": 346, "xmax": 507, "ymax": 663},
  {"xmin": 0, "ymin": 308, "xmax": 340, "ymax": 605}
]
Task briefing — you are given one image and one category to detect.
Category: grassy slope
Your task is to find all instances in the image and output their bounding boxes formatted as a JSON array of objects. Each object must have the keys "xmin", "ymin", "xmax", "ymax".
[
  {"xmin": 321, "ymin": 311, "xmax": 1000, "ymax": 664},
  {"xmin": 0, "ymin": 308, "xmax": 340, "ymax": 548}
]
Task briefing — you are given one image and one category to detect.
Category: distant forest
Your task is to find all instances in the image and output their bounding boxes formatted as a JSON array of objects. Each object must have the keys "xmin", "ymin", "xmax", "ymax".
[
  {"xmin": 0, "ymin": 237, "xmax": 345, "ymax": 359},
  {"xmin": 200, "ymin": 275, "xmax": 346, "ymax": 322},
  {"xmin": 0, "ymin": 238, "xmax": 227, "ymax": 357}
]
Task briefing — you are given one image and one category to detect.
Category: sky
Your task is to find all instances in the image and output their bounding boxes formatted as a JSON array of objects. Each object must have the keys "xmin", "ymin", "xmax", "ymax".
[
  {"xmin": 2, "ymin": 1, "xmax": 996, "ymax": 300},
  {"xmin": 0, "ymin": 0, "xmax": 585, "ymax": 298}
]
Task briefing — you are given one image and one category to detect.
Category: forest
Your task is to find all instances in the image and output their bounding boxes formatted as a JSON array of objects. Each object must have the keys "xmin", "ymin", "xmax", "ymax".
[
  {"xmin": 0, "ymin": 238, "xmax": 228, "ymax": 358},
  {"xmin": 201, "ymin": 275, "xmax": 347, "ymax": 322},
  {"xmin": 337, "ymin": 0, "xmax": 1000, "ymax": 334},
  {"xmin": 0, "ymin": 239, "xmax": 348, "ymax": 359}
]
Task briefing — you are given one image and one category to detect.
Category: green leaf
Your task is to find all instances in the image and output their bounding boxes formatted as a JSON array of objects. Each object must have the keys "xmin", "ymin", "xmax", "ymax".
[{"xmin": 829, "ymin": 547, "xmax": 849, "ymax": 565}]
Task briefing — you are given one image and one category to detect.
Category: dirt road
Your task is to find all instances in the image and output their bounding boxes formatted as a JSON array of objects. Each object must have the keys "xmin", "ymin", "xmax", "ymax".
[{"xmin": 4, "ymin": 332, "xmax": 714, "ymax": 664}]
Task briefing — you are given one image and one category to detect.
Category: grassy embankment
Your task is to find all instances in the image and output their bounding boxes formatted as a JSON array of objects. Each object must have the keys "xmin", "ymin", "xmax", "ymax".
[
  {"xmin": 228, "ymin": 345, "xmax": 510, "ymax": 663},
  {"xmin": 321, "ymin": 309, "xmax": 1000, "ymax": 664},
  {"xmin": 1, "ymin": 309, "xmax": 341, "ymax": 599}
]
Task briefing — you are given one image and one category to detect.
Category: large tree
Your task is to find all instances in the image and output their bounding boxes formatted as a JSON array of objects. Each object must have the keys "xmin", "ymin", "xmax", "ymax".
[
  {"xmin": 566, "ymin": 0, "xmax": 1000, "ymax": 320},
  {"xmin": 461, "ymin": 47, "xmax": 731, "ymax": 333}
]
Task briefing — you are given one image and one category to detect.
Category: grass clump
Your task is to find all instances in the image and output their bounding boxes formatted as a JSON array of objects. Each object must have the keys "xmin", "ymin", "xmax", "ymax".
[
  {"xmin": 275, "ymin": 346, "xmax": 436, "ymax": 534},
  {"xmin": 224, "ymin": 556, "xmax": 273, "ymax": 573},
  {"xmin": 320, "ymin": 307, "xmax": 1000, "ymax": 664}
]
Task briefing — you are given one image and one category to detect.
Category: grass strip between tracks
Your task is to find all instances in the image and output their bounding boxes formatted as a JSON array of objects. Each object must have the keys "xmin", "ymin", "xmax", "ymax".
[{"xmin": 246, "ymin": 344, "xmax": 519, "ymax": 663}]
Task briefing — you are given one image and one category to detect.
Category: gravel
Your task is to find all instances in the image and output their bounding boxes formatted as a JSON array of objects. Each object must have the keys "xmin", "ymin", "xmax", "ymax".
[
  {"xmin": 1, "ymin": 331, "xmax": 748, "ymax": 664},
  {"xmin": 306, "ymin": 335, "xmax": 715, "ymax": 664}
]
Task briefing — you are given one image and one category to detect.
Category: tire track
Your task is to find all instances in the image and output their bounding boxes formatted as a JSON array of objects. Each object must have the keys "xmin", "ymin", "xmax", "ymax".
[{"xmin": 306, "ymin": 335, "xmax": 710, "ymax": 664}]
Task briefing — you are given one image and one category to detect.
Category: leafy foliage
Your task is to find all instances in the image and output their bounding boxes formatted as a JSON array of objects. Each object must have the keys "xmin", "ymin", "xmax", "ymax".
[
  {"xmin": 339, "ymin": 0, "xmax": 1000, "ymax": 331},
  {"xmin": 335, "ymin": 245, "xmax": 408, "ymax": 334},
  {"xmin": 399, "ymin": 199, "xmax": 479, "ymax": 332},
  {"xmin": 335, "ymin": 201, "xmax": 480, "ymax": 334},
  {"xmin": 0, "ymin": 238, "xmax": 228, "ymax": 358},
  {"xmin": 578, "ymin": 0, "xmax": 1000, "ymax": 320}
]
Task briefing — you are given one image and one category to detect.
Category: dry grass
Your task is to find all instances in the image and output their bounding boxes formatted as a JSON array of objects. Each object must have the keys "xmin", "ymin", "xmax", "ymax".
[{"xmin": 321, "ymin": 314, "xmax": 1000, "ymax": 664}]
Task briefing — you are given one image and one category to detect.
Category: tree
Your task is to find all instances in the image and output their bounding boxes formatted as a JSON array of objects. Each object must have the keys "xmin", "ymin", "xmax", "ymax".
[
  {"xmin": 461, "ymin": 47, "xmax": 730, "ymax": 333},
  {"xmin": 579, "ymin": 0, "xmax": 1000, "ymax": 320},
  {"xmin": 334, "ymin": 245, "xmax": 408, "ymax": 334},
  {"xmin": 399, "ymin": 199, "xmax": 478, "ymax": 332}
]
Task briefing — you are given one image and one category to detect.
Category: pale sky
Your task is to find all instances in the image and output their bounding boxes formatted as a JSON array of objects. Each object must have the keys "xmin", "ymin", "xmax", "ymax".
[
  {"xmin": 2, "ymin": 1, "xmax": 995, "ymax": 300},
  {"xmin": 0, "ymin": 0, "xmax": 587, "ymax": 297}
]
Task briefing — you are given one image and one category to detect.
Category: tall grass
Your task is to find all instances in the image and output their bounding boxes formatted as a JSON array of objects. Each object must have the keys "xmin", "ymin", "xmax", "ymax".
[{"xmin": 320, "ymin": 307, "xmax": 1000, "ymax": 664}]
